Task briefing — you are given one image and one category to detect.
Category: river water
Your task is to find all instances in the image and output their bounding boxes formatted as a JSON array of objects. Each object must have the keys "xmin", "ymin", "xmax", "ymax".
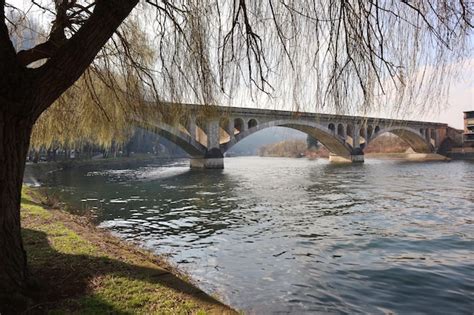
[{"xmin": 30, "ymin": 157, "xmax": 473, "ymax": 314}]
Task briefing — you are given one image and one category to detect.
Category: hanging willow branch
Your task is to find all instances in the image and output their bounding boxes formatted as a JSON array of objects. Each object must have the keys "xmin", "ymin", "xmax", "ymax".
[{"xmin": 4, "ymin": 0, "xmax": 473, "ymax": 149}]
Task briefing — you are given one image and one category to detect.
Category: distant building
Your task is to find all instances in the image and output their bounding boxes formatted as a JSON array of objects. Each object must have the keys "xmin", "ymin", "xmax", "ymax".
[
  {"xmin": 445, "ymin": 111, "xmax": 474, "ymax": 159},
  {"xmin": 464, "ymin": 111, "xmax": 474, "ymax": 146}
]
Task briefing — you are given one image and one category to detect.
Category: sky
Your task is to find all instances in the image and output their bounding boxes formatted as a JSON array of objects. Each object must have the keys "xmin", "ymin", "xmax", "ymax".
[
  {"xmin": 425, "ymin": 59, "xmax": 473, "ymax": 129},
  {"xmin": 5, "ymin": 0, "xmax": 473, "ymax": 129}
]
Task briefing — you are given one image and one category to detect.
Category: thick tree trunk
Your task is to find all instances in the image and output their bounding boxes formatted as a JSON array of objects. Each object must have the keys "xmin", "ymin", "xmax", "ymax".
[
  {"xmin": 0, "ymin": 109, "xmax": 34, "ymax": 309},
  {"xmin": 0, "ymin": 2, "xmax": 139, "ymax": 312}
]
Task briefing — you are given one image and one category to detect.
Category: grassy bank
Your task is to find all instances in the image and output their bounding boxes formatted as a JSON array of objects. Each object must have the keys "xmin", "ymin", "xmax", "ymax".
[{"xmin": 17, "ymin": 187, "xmax": 236, "ymax": 314}]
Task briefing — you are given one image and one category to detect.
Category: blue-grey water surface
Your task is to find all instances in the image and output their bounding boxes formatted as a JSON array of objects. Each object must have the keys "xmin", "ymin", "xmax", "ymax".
[{"xmin": 31, "ymin": 157, "xmax": 474, "ymax": 314}]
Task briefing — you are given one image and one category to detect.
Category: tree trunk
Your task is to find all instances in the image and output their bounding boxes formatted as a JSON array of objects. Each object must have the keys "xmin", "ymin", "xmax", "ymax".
[
  {"xmin": 33, "ymin": 150, "xmax": 39, "ymax": 163},
  {"xmin": 0, "ymin": 2, "xmax": 139, "ymax": 312},
  {"xmin": 0, "ymin": 109, "xmax": 34, "ymax": 308}
]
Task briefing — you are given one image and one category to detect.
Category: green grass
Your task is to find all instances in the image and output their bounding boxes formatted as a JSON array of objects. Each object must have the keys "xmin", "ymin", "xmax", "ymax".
[
  {"xmin": 20, "ymin": 187, "xmax": 235, "ymax": 315},
  {"xmin": 21, "ymin": 193, "xmax": 52, "ymax": 220}
]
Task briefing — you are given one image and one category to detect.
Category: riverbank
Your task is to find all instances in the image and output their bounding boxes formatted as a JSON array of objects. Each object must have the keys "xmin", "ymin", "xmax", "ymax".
[
  {"xmin": 446, "ymin": 147, "xmax": 474, "ymax": 160},
  {"xmin": 14, "ymin": 187, "xmax": 236, "ymax": 314},
  {"xmin": 365, "ymin": 152, "xmax": 450, "ymax": 161}
]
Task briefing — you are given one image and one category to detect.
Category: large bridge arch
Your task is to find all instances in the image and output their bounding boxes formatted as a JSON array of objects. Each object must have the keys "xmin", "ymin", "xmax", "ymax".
[
  {"xmin": 366, "ymin": 126, "xmax": 433, "ymax": 153},
  {"xmin": 140, "ymin": 121, "xmax": 207, "ymax": 157},
  {"xmin": 221, "ymin": 119, "xmax": 354, "ymax": 156}
]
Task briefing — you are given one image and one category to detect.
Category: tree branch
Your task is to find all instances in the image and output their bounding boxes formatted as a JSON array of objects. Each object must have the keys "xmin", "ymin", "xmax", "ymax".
[
  {"xmin": 0, "ymin": 0, "xmax": 29, "ymax": 115},
  {"xmin": 16, "ymin": 40, "xmax": 56, "ymax": 66},
  {"xmin": 33, "ymin": 0, "xmax": 139, "ymax": 118},
  {"xmin": 0, "ymin": 0, "xmax": 17, "ymax": 65}
]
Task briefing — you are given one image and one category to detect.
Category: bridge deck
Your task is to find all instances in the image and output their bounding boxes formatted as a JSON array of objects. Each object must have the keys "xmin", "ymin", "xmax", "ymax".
[{"xmin": 158, "ymin": 102, "xmax": 447, "ymax": 128}]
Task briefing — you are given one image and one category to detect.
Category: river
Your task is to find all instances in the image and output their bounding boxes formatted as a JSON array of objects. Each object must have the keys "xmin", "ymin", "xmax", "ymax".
[{"xmin": 28, "ymin": 157, "xmax": 474, "ymax": 314}]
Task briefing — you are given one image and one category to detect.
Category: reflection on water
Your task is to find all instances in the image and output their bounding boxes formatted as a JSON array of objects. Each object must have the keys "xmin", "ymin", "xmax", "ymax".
[{"xmin": 32, "ymin": 157, "xmax": 474, "ymax": 314}]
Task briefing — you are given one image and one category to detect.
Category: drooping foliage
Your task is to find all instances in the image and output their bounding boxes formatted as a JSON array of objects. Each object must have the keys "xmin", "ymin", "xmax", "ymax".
[
  {"xmin": 30, "ymin": 72, "xmax": 137, "ymax": 150},
  {"xmin": 6, "ymin": 1, "xmax": 473, "ymax": 118},
  {"xmin": 9, "ymin": 1, "xmax": 472, "ymax": 151},
  {"xmin": 28, "ymin": 19, "xmax": 157, "ymax": 150}
]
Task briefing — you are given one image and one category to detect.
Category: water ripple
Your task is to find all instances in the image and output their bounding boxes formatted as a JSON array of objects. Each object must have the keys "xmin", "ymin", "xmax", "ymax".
[{"xmin": 37, "ymin": 157, "xmax": 474, "ymax": 314}]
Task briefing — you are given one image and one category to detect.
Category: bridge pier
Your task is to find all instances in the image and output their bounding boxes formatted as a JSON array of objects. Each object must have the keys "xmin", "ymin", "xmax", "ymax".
[
  {"xmin": 329, "ymin": 154, "xmax": 364, "ymax": 163},
  {"xmin": 188, "ymin": 119, "xmax": 226, "ymax": 169},
  {"xmin": 190, "ymin": 148, "xmax": 224, "ymax": 169},
  {"xmin": 190, "ymin": 157, "xmax": 224, "ymax": 169}
]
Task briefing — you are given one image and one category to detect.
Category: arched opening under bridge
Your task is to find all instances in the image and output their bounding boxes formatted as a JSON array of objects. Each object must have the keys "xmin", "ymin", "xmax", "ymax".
[
  {"xmin": 364, "ymin": 126, "xmax": 433, "ymax": 154},
  {"xmin": 222, "ymin": 119, "xmax": 354, "ymax": 158}
]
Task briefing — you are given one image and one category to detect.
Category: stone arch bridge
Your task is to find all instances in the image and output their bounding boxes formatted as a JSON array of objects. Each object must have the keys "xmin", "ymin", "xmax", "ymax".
[{"xmin": 138, "ymin": 103, "xmax": 449, "ymax": 168}]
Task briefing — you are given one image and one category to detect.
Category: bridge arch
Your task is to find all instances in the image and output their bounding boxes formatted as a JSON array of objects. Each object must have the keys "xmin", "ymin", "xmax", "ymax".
[
  {"xmin": 221, "ymin": 119, "xmax": 353, "ymax": 156},
  {"xmin": 248, "ymin": 118, "xmax": 258, "ymax": 129},
  {"xmin": 367, "ymin": 125, "xmax": 374, "ymax": 139},
  {"xmin": 366, "ymin": 126, "xmax": 433, "ymax": 153},
  {"xmin": 328, "ymin": 123, "xmax": 335, "ymax": 134},
  {"xmin": 346, "ymin": 124, "xmax": 354, "ymax": 138},
  {"xmin": 234, "ymin": 117, "xmax": 245, "ymax": 133},
  {"xmin": 141, "ymin": 121, "xmax": 207, "ymax": 157},
  {"xmin": 337, "ymin": 123, "xmax": 345, "ymax": 138}
]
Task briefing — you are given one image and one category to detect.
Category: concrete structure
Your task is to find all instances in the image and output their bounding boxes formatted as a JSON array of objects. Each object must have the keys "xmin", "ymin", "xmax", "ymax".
[
  {"xmin": 140, "ymin": 103, "xmax": 450, "ymax": 168},
  {"xmin": 463, "ymin": 111, "xmax": 474, "ymax": 145},
  {"xmin": 445, "ymin": 111, "xmax": 474, "ymax": 160}
]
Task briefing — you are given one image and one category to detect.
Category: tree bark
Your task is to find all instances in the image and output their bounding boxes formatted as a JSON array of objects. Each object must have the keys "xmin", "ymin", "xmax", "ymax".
[
  {"xmin": 0, "ymin": 109, "xmax": 34, "ymax": 308},
  {"xmin": 0, "ymin": 1, "xmax": 139, "ymax": 311}
]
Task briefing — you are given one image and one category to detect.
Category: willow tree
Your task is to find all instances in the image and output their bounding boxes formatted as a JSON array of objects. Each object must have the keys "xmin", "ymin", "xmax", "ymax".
[
  {"xmin": 30, "ymin": 77, "xmax": 134, "ymax": 153},
  {"xmin": 0, "ymin": 0, "xmax": 472, "ymax": 306},
  {"xmin": 30, "ymin": 47, "xmax": 155, "ymax": 152}
]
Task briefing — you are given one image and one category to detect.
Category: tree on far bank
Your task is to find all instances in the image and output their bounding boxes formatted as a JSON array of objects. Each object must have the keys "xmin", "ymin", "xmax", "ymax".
[{"xmin": 0, "ymin": 0, "xmax": 472, "ymax": 310}]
